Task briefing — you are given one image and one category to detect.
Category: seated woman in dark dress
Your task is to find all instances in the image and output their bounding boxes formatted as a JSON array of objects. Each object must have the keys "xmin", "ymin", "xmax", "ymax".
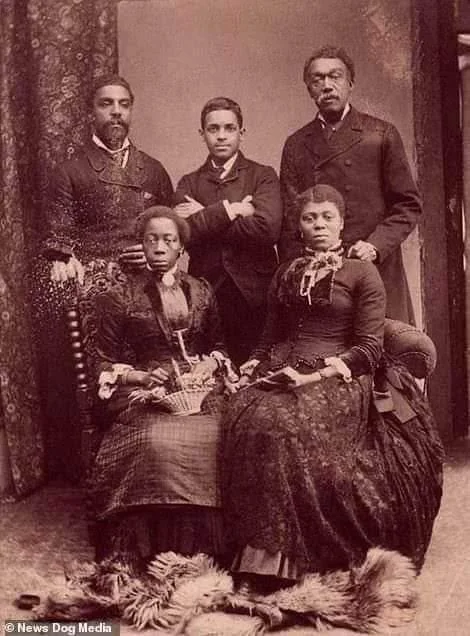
[
  {"xmin": 89, "ymin": 206, "xmax": 230, "ymax": 570},
  {"xmin": 222, "ymin": 184, "xmax": 444, "ymax": 586}
]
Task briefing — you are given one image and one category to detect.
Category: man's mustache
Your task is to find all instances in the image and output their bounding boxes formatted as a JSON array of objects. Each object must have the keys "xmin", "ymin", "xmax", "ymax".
[{"xmin": 103, "ymin": 120, "xmax": 129, "ymax": 133}]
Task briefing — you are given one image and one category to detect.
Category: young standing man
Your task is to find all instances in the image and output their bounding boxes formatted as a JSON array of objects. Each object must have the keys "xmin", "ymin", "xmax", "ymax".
[{"xmin": 174, "ymin": 97, "xmax": 282, "ymax": 366}]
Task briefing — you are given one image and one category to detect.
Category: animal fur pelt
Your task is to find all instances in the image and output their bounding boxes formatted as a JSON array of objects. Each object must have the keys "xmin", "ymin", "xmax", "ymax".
[{"xmin": 35, "ymin": 548, "xmax": 417, "ymax": 633}]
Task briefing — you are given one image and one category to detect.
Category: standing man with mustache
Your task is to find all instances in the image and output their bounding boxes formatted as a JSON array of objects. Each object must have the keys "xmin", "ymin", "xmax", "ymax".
[
  {"xmin": 278, "ymin": 46, "xmax": 422, "ymax": 323},
  {"xmin": 38, "ymin": 76, "xmax": 173, "ymax": 479},
  {"xmin": 43, "ymin": 75, "xmax": 173, "ymax": 282}
]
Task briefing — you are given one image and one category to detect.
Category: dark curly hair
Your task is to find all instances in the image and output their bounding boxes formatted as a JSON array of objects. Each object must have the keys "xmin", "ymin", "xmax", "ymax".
[
  {"xmin": 135, "ymin": 206, "xmax": 191, "ymax": 246},
  {"xmin": 200, "ymin": 96, "xmax": 243, "ymax": 129},
  {"xmin": 90, "ymin": 75, "xmax": 135, "ymax": 106},
  {"xmin": 295, "ymin": 184, "xmax": 346, "ymax": 220},
  {"xmin": 303, "ymin": 46, "xmax": 355, "ymax": 85}
]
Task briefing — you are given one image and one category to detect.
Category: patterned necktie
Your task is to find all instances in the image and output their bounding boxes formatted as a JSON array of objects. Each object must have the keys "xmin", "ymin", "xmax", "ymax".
[
  {"xmin": 109, "ymin": 148, "xmax": 128, "ymax": 167},
  {"xmin": 323, "ymin": 123, "xmax": 337, "ymax": 140},
  {"xmin": 211, "ymin": 164, "xmax": 225, "ymax": 180}
]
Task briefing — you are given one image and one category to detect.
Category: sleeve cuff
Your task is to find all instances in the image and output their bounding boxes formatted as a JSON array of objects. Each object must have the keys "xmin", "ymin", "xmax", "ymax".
[
  {"xmin": 42, "ymin": 238, "xmax": 76, "ymax": 262},
  {"xmin": 340, "ymin": 347, "xmax": 375, "ymax": 376},
  {"xmin": 210, "ymin": 350, "xmax": 239, "ymax": 381},
  {"xmin": 98, "ymin": 364, "xmax": 134, "ymax": 400},
  {"xmin": 223, "ymin": 200, "xmax": 237, "ymax": 220}
]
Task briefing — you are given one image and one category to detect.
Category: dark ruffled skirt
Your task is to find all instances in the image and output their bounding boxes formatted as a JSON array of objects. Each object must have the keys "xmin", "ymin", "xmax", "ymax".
[
  {"xmin": 92, "ymin": 506, "xmax": 224, "ymax": 572},
  {"xmin": 222, "ymin": 364, "xmax": 443, "ymax": 578}
]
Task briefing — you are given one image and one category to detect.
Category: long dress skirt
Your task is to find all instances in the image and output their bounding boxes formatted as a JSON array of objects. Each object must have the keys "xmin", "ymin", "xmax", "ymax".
[
  {"xmin": 89, "ymin": 406, "xmax": 223, "ymax": 568},
  {"xmin": 222, "ymin": 365, "xmax": 443, "ymax": 578}
]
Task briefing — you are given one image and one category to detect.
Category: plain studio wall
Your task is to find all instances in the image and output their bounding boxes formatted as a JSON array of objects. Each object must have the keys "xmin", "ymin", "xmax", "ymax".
[{"xmin": 118, "ymin": 0, "xmax": 421, "ymax": 325}]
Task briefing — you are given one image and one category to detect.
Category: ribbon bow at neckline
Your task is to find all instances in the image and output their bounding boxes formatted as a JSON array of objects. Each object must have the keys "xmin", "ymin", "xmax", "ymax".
[{"xmin": 298, "ymin": 246, "xmax": 343, "ymax": 305}]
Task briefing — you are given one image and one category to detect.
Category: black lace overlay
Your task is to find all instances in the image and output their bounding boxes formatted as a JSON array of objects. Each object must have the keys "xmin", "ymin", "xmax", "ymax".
[
  {"xmin": 222, "ymin": 258, "xmax": 443, "ymax": 577},
  {"xmin": 252, "ymin": 258, "xmax": 384, "ymax": 376}
]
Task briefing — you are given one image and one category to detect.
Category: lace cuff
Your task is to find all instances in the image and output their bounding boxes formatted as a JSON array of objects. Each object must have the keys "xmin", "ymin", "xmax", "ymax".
[
  {"xmin": 340, "ymin": 345, "xmax": 376, "ymax": 376},
  {"xmin": 210, "ymin": 350, "xmax": 239, "ymax": 381},
  {"xmin": 323, "ymin": 357, "xmax": 352, "ymax": 383},
  {"xmin": 98, "ymin": 364, "xmax": 134, "ymax": 400}
]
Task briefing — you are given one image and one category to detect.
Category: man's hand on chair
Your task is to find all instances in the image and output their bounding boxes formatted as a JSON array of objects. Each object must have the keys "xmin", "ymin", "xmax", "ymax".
[{"xmin": 50, "ymin": 256, "xmax": 85, "ymax": 285}]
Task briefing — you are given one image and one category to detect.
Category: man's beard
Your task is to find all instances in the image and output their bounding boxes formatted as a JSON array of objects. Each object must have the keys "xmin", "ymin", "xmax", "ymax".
[{"xmin": 95, "ymin": 120, "xmax": 129, "ymax": 150}]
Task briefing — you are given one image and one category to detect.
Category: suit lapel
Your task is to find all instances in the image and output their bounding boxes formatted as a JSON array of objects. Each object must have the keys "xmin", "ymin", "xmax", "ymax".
[
  {"xmin": 201, "ymin": 152, "xmax": 247, "ymax": 186},
  {"xmin": 303, "ymin": 108, "xmax": 364, "ymax": 170},
  {"xmin": 124, "ymin": 146, "xmax": 147, "ymax": 187},
  {"xmin": 85, "ymin": 143, "xmax": 146, "ymax": 188}
]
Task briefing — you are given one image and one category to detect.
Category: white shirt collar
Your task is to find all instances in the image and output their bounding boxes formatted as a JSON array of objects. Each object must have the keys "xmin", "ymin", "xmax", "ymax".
[
  {"xmin": 317, "ymin": 103, "xmax": 351, "ymax": 127},
  {"xmin": 92, "ymin": 133, "xmax": 130, "ymax": 153},
  {"xmin": 146, "ymin": 262, "xmax": 179, "ymax": 286},
  {"xmin": 92, "ymin": 134, "xmax": 130, "ymax": 168},
  {"xmin": 211, "ymin": 152, "xmax": 238, "ymax": 179}
]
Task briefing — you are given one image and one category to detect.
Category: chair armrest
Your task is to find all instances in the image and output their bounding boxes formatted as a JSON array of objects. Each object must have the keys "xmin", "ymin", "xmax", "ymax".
[{"xmin": 383, "ymin": 319, "xmax": 437, "ymax": 379}]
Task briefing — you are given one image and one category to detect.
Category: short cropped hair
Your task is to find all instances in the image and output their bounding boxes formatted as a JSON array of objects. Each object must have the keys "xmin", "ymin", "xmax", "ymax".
[
  {"xmin": 295, "ymin": 184, "xmax": 346, "ymax": 219},
  {"xmin": 303, "ymin": 46, "xmax": 355, "ymax": 84},
  {"xmin": 200, "ymin": 97, "xmax": 243, "ymax": 129},
  {"xmin": 90, "ymin": 74, "xmax": 135, "ymax": 106},
  {"xmin": 135, "ymin": 206, "xmax": 191, "ymax": 246}
]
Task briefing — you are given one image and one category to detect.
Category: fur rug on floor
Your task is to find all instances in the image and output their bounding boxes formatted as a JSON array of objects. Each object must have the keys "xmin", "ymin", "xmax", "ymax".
[{"xmin": 35, "ymin": 548, "xmax": 417, "ymax": 634}]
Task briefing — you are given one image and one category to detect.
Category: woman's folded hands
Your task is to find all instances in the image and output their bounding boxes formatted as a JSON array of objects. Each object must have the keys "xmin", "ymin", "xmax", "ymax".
[
  {"xmin": 123, "ymin": 367, "xmax": 169, "ymax": 387},
  {"xmin": 232, "ymin": 356, "xmax": 353, "ymax": 391},
  {"xmin": 121, "ymin": 358, "xmax": 219, "ymax": 390}
]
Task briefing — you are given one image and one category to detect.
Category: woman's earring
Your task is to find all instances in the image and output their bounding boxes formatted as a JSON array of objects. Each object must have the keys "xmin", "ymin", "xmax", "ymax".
[{"xmin": 179, "ymin": 247, "xmax": 185, "ymax": 256}]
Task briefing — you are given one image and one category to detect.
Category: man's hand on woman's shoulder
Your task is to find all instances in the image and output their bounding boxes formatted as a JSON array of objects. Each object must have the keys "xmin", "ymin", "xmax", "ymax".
[
  {"xmin": 118, "ymin": 243, "xmax": 146, "ymax": 269},
  {"xmin": 347, "ymin": 240, "xmax": 377, "ymax": 262}
]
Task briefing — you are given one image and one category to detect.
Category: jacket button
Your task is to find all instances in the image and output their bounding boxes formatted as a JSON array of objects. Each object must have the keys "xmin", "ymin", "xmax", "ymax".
[
  {"xmin": 345, "ymin": 159, "xmax": 352, "ymax": 166},
  {"xmin": 345, "ymin": 185, "xmax": 352, "ymax": 192}
]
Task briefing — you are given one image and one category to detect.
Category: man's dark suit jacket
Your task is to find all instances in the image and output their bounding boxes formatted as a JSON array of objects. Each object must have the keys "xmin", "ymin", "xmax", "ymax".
[
  {"xmin": 279, "ymin": 107, "xmax": 422, "ymax": 323},
  {"xmin": 43, "ymin": 142, "xmax": 173, "ymax": 262},
  {"xmin": 174, "ymin": 152, "xmax": 282, "ymax": 310}
]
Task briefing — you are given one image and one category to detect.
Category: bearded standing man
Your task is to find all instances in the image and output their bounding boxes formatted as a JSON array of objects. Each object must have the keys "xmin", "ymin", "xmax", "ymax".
[
  {"xmin": 37, "ymin": 76, "xmax": 173, "ymax": 479},
  {"xmin": 43, "ymin": 75, "xmax": 173, "ymax": 281},
  {"xmin": 278, "ymin": 46, "xmax": 422, "ymax": 323}
]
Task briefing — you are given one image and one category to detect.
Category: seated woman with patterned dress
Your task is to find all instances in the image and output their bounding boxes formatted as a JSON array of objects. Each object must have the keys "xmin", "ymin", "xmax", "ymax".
[
  {"xmin": 88, "ymin": 206, "xmax": 231, "ymax": 571},
  {"xmin": 222, "ymin": 184, "xmax": 444, "ymax": 590}
]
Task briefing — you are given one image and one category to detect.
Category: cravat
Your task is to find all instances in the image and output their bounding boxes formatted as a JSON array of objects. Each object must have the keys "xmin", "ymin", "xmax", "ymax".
[
  {"xmin": 210, "ymin": 164, "xmax": 225, "ymax": 180},
  {"xmin": 323, "ymin": 123, "xmax": 337, "ymax": 140},
  {"xmin": 109, "ymin": 147, "xmax": 128, "ymax": 167}
]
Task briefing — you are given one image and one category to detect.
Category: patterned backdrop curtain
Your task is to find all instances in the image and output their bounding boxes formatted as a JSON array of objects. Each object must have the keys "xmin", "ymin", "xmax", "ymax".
[{"xmin": 0, "ymin": 0, "xmax": 118, "ymax": 495}]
